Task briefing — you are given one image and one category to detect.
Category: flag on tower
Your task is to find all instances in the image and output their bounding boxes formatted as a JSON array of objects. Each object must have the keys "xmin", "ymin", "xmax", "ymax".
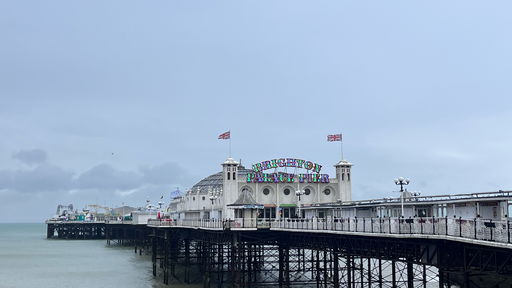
[
  {"xmin": 327, "ymin": 134, "xmax": 342, "ymax": 142},
  {"xmin": 218, "ymin": 131, "xmax": 230, "ymax": 139}
]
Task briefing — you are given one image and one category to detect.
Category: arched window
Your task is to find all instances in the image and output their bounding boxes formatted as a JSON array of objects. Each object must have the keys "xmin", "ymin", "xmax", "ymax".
[
  {"xmin": 233, "ymin": 172, "xmax": 236, "ymax": 180},
  {"xmin": 347, "ymin": 173, "xmax": 350, "ymax": 181},
  {"xmin": 227, "ymin": 172, "xmax": 230, "ymax": 180},
  {"xmin": 342, "ymin": 173, "xmax": 345, "ymax": 181}
]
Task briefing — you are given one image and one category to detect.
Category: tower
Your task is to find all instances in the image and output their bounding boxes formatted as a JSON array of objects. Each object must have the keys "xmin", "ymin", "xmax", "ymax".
[
  {"xmin": 222, "ymin": 157, "xmax": 239, "ymax": 219},
  {"xmin": 335, "ymin": 160, "xmax": 352, "ymax": 202}
]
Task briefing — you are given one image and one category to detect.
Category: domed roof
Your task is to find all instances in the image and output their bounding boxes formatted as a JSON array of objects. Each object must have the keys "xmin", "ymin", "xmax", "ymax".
[
  {"xmin": 190, "ymin": 172, "xmax": 223, "ymax": 193},
  {"xmin": 190, "ymin": 166, "xmax": 254, "ymax": 194}
]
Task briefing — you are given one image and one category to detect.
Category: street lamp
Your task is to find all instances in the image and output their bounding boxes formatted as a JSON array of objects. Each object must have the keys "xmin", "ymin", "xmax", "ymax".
[
  {"xmin": 209, "ymin": 188, "xmax": 219, "ymax": 219},
  {"xmin": 394, "ymin": 177, "xmax": 410, "ymax": 217},
  {"xmin": 295, "ymin": 186, "xmax": 305, "ymax": 218}
]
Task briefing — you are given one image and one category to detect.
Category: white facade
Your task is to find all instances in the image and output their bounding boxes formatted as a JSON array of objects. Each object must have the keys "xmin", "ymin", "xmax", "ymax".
[
  {"xmin": 132, "ymin": 211, "xmax": 157, "ymax": 224},
  {"xmin": 168, "ymin": 157, "xmax": 353, "ymax": 220},
  {"xmin": 303, "ymin": 191, "xmax": 512, "ymax": 221}
]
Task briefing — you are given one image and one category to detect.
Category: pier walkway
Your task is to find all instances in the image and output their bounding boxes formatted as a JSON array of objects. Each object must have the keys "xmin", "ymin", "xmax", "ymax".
[{"xmin": 147, "ymin": 216, "xmax": 512, "ymax": 248}]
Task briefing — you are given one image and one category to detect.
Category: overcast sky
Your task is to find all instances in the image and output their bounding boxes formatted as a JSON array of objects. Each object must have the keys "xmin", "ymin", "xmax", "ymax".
[{"xmin": 1, "ymin": 1, "xmax": 511, "ymax": 222}]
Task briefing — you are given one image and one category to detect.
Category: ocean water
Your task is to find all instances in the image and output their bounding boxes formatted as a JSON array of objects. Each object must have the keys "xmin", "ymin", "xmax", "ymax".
[{"xmin": 0, "ymin": 223, "xmax": 198, "ymax": 288}]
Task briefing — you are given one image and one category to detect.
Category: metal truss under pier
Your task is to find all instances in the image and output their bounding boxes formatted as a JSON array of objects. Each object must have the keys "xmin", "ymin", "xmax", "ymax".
[
  {"xmin": 144, "ymin": 227, "xmax": 512, "ymax": 288},
  {"xmin": 47, "ymin": 221, "xmax": 512, "ymax": 287},
  {"xmin": 106, "ymin": 223, "xmax": 153, "ymax": 256},
  {"xmin": 46, "ymin": 221, "xmax": 105, "ymax": 239}
]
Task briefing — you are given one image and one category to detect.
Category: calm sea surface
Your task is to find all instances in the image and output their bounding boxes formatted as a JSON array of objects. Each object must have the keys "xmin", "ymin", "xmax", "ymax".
[{"xmin": 0, "ymin": 223, "xmax": 199, "ymax": 288}]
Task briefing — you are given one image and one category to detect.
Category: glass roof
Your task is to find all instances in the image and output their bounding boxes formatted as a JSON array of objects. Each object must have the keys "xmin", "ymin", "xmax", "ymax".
[{"xmin": 189, "ymin": 166, "xmax": 253, "ymax": 194}]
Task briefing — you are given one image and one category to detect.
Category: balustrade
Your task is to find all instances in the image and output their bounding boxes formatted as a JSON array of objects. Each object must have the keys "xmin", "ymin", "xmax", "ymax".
[{"xmin": 145, "ymin": 216, "xmax": 512, "ymax": 245}]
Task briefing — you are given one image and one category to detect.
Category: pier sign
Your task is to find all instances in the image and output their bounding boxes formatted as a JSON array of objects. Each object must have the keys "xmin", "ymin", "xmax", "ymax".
[{"xmin": 247, "ymin": 158, "xmax": 330, "ymax": 183}]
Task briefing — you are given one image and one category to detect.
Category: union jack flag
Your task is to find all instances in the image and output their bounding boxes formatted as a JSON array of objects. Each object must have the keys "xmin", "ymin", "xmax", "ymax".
[
  {"xmin": 218, "ymin": 131, "xmax": 230, "ymax": 139},
  {"xmin": 327, "ymin": 134, "xmax": 342, "ymax": 142}
]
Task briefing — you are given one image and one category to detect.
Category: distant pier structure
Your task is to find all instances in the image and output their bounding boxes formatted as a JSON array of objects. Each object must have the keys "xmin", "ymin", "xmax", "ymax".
[{"xmin": 46, "ymin": 221, "xmax": 105, "ymax": 239}]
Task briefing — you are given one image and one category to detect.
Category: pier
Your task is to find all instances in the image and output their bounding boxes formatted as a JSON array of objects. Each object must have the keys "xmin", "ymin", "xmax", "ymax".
[
  {"xmin": 139, "ymin": 217, "xmax": 512, "ymax": 287},
  {"xmin": 46, "ymin": 190, "xmax": 512, "ymax": 287}
]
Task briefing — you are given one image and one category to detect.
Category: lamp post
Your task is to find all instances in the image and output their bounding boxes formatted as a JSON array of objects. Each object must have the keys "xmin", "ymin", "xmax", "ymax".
[
  {"xmin": 295, "ymin": 187, "xmax": 305, "ymax": 218},
  {"xmin": 394, "ymin": 177, "xmax": 410, "ymax": 217},
  {"xmin": 209, "ymin": 188, "xmax": 219, "ymax": 219}
]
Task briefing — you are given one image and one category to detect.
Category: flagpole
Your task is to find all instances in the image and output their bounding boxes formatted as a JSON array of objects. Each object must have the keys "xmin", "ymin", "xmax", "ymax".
[
  {"xmin": 340, "ymin": 132, "xmax": 344, "ymax": 160},
  {"xmin": 229, "ymin": 130, "xmax": 231, "ymax": 158}
]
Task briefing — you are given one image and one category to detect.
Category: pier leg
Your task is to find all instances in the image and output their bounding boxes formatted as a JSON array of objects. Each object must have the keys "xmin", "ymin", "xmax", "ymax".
[
  {"xmin": 231, "ymin": 233, "xmax": 241, "ymax": 288},
  {"xmin": 163, "ymin": 231, "xmax": 169, "ymax": 285},
  {"xmin": 392, "ymin": 260, "xmax": 397, "ymax": 288},
  {"xmin": 333, "ymin": 250, "xmax": 339, "ymax": 288},
  {"xmin": 316, "ymin": 249, "xmax": 320, "ymax": 288},
  {"xmin": 422, "ymin": 264, "xmax": 427, "ymax": 288},
  {"xmin": 217, "ymin": 243, "xmax": 224, "ymax": 288},
  {"xmin": 324, "ymin": 250, "xmax": 328, "ymax": 288},
  {"xmin": 360, "ymin": 256, "xmax": 364, "ymax": 287},
  {"xmin": 184, "ymin": 238, "xmax": 191, "ymax": 284},
  {"xmin": 407, "ymin": 260, "xmax": 414, "ymax": 288},
  {"xmin": 152, "ymin": 234, "xmax": 157, "ymax": 277},
  {"xmin": 367, "ymin": 257, "xmax": 372, "ymax": 288},
  {"xmin": 247, "ymin": 244, "xmax": 252, "ymax": 288},
  {"xmin": 203, "ymin": 241, "xmax": 211, "ymax": 288},
  {"xmin": 378, "ymin": 257, "xmax": 383, "ymax": 288}
]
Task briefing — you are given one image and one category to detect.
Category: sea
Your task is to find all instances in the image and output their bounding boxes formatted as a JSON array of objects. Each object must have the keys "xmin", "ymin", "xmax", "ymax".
[{"xmin": 0, "ymin": 223, "xmax": 200, "ymax": 288}]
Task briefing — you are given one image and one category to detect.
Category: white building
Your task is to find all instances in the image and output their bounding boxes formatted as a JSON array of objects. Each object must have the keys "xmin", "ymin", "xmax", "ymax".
[{"xmin": 168, "ymin": 157, "xmax": 353, "ymax": 220}]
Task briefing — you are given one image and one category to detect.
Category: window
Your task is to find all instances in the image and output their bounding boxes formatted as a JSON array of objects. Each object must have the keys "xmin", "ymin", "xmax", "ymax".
[
  {"xmin": 227, "ymin": 172, "xmax": 230, "ymax": 180},
  {"xmin": 284, "ymin": 188, "xmax": 290, "ymax": 195},
  {"xmin": 261, "ymin": 208, "xmax": 276, "ymax": 219},
  {"xmin": 323, "ymin": 189, "xmax": 331, "ymax": 196},
  {"xmin": 417, "ymin": 208, "xmax": 431, "ymax": 217},
  {"xmin": 193, "ymin": 197, "xmax": 196, "ymax": 201},
  {"xmin": 347, "ymin": 173, "xmax": 350, "ymax": 181},
  {"xmin": 263, "ymin": 188, "xmax": 270, "ymax": 195},
  {"xmin": 233, "ymin": 172, "xmax": 236, "ymax": 180},
  {"xmin": 342, "ymin": 173, "xmax": 345, "ymax": 181},
  {"xmin": 304, "ymin": 188, "xmax": 311, "ymax": 195},
  {"xmin": 202, "ymin": 196, "xmax": 205, "ymax": 201}
]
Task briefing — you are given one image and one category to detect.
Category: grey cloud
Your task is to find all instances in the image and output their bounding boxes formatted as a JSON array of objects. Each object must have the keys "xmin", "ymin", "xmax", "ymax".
[
  {"xmin": 74, "ymin": 164, "xmax": 143, "ymax": 190},
  {"xmin": 12, "ymin": 149, "xmax": 47, "ymax": 165},
  {"xmin": 140, "ymin": 162, "xmax": 193, "ymax": 185},
  {"xmin": 0, "ymin": 164, "xmax": 73, "ymax": 193},
  {"xmin": 0, "ymin": 150, "xmax": 194, "ymax": 200}
]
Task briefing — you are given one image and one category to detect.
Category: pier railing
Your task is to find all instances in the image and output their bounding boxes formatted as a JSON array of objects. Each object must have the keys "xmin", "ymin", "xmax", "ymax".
[
  {"xmin": 148, "ymin": 217, "xmax": 512, "ymax": 245},
  {"xmin": 271, "ymin": 217, "xmax": 512, "ymax": 244},
  {"xmin": 147, "ymin": 218, "xmax": 273, "ymax": 229}
]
